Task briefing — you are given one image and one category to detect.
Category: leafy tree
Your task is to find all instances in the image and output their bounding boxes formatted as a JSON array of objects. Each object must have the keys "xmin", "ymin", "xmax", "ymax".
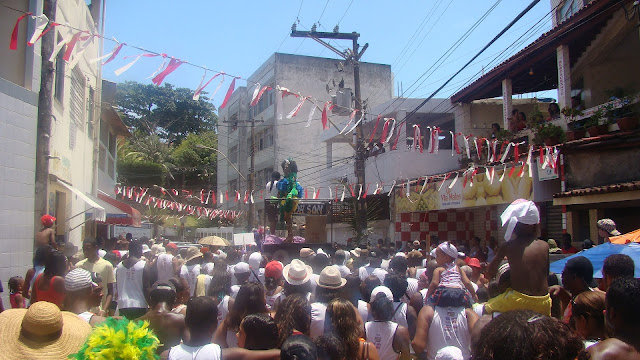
[
  {"xmin": 116, "ymin": 81, "xmax": 217, "ymax": 143},
  {"xmin": 171, "ymin": 131, "xmax": 217, "ymax": 188}
]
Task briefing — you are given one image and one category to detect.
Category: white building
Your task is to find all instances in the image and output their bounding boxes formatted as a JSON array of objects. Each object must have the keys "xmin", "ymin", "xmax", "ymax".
[{"xmin": 217, "ymin": 53, "xmax": 393, "ymax": 228}]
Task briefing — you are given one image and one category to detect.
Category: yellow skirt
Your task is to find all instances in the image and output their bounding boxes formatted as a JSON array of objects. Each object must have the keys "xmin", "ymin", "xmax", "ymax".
[{"xmin": 484, "ymin": 288, "xmax": 552, "ymax": 316}]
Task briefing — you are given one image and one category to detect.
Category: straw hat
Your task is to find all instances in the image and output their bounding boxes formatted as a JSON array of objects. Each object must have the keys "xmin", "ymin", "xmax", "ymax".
[
  {"xmin": 185, "ymin": 246, "xmax": 203, "ymax": 262},
  {"xmin": 0, "ymin": 301, "xmax": 91, "ymax": 359},
  {"xmin": 299, "ymin": 248, "xmax": 316, "ymax": 259},
  {"xmin": 317, "ymin": 266, "xmax": 346, "ymax": 289},
  {"xmin": 283, "ymin": 259, "xmax": 313, "ymax": 285}
]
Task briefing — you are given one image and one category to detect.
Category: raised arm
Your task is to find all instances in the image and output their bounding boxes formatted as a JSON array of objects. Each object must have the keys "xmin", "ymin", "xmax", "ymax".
[
  {"xmin": 411, "ymin": 305, "xmax": 434, "ymax": 354},
  {"xmin": 426, "ymin": 268, "xmax": 443, "ymax": 298}
]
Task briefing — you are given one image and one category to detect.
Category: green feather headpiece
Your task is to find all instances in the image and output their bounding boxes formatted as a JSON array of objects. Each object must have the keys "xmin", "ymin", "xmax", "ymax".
[{"xmin": 69, "ymin": 318, "xmax": 160, "ymax": 360}]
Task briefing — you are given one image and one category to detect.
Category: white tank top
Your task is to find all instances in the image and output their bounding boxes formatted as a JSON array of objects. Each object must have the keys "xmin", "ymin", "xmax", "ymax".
[
  {"xmin": 358, "ymin": 300, "xmax": 372, "ymax": 323},
  {"xmin": 156, "ymin": 254, "xmax": 174, "ymax": 283},
  {"xmin": 226, "ymin": 329, "xmax": 238, "ymax": 348},
  {"xmin": 391, "ymin": 302, "xmax": 408, "ymax": 329},
  {"xmin": 116, "ymin": 259, "xmax": 147, "ymax": 309},
  {"xmin": 168, "ymin": 343, "xmax": 221, "ymax": 360},
  {"xmin": 217, "ymin": 295, "xmax": 230, "ymax": 324},
  {"xmin": 365, "ymin": 321, "xmax": 399, "ymax": 360},
  {"xmin": 265, "ymin": 290, "xmax": 282, "ymax": 311},
  {"xmin": 426, "ymin": 306, "xmax": 471, "ymax": 360},
  {"xmin": 439, "ymin": 263, "xmax": 463, "ymax": 289},
  {"xmin": 180, "ymin": 264, "xmax": 201, "ymax": 297},
  {"xmin": 310, "ymin": 302, "xmax": 327, "ymax": 340}
]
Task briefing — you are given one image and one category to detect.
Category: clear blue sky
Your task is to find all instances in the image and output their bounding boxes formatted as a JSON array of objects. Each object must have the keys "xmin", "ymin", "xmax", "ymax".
[{"xmin": 102, "ymin": 0, "xmax": 556, "ymax": 107}]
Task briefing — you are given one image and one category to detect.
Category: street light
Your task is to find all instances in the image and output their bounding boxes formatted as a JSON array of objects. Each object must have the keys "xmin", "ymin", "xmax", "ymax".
[{"xmin": 195, "ymin": 144, "xmax": 247, "ymax": 181}]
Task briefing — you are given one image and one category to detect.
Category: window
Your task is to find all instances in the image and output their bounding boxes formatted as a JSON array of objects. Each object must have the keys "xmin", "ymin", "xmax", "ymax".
[
  {"xmin": 108, "ymin": 132, "xmax": 116, "ymax": 156},
  {"xmin": 87, "ymin": 87, "xmax": 94, "ymax": 135},
  {"xmin": 70, "ymin": 66, "xmax": 86, "ymax": 131},
  {"xmin": 229, "ymin": 146, "xmax": 238, "ymax": 164},
  {"xmin": 54, "ymin": 42, "xmax": 66, "ymax": 103},
  {"xmin": 559, "ymin": 0, "xmax": 582, "ymax": 23},
  {"xmin": 264, "ymin": 127, "xmax": 274, "ymax": 148},
  {"xmin": 230, "ymin": 113, "xmax": 239, "ymax": 132},
  {"xmin": 250, "ymin": 86, "xmax": 274, "ymax": 117}
]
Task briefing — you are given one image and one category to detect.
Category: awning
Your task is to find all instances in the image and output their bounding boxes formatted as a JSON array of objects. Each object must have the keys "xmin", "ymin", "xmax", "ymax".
[
  {"xmin": 97, "ymin": 192, "xmax": 142, "ymax": 227},
  {"xmin": 57, "ymin": 179, "xmax": 106, "ymax": 221},
  {"xmin": 553, "ymin": 181, "xmax": 640, "ymax": 206}
]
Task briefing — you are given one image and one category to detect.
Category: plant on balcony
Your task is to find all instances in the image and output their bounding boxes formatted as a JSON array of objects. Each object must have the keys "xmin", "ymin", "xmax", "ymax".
[
  {"xmin": 534, "ymin": 123, "xmax": 566, "ymax": 146},
  {"xmin": 561, "ymin": 106, "xmax": 585, "ymax": 141},
  {"xmin": 495, "ymin": 129, "xmax": 514, "ymax": 142},
  {"xmin": 604, "ymin": 87, "xmax": 639, "ymax": 131},
  {"xmin": 529, "ymin": 105, "xmax": 546, "ymax": 127},
  {"xmin": 584, "ymin": 108, "xmax": 609, "ymax": 137}
]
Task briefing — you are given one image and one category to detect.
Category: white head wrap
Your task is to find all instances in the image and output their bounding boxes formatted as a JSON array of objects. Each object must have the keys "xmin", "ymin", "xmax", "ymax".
[
  {"xmin": 437, "ymin": 241, "xmax": 458, "ymax": 259},
  {"xmin": 500, "ymin": 199, "xmax": 540, "ymax": 241},
  {"xmin": 435, "ymin": 346, "xmax": 464, "ymax": 360}
]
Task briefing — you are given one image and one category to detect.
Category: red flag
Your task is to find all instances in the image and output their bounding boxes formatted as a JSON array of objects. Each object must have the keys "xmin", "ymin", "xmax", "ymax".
[
  {"xmin": 321, "ymin": 102, "xmax": 329, "ymax": 130},
  {"xmin": 391, "ymin": 122, "xmax": 406, "ymax": 150},
  {"xmin": 102, "ymin": 42, "xmax": 125, "ymax": 65},
  {"xmin": 9, "ymin": 12, "xmax": 32, "ymax": 50},
  {"xmin": 152, "ymin": 57, "xmax": 184, "ymax": 85},
  {"xmin": 251, "ymin": 85, "xmax": 272, "ymax": 106},
  {"xmin": 220, "ymin": 77, "xmax": 237, "ymax": 109},
  {"xmin": 62, "ymin": 31, "xmax": 89, "ymax": 61},
  {"xmin": 304, "ymin": 189, "xmax": 308, "ymax": 199},
  {"xmin": 369, "ymin": 115, "xmax": 382, "ymax": 144}
]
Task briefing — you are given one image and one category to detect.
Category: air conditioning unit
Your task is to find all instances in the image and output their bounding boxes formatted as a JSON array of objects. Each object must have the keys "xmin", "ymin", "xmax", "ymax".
[{"xmin": 331, "ymin": 88, "xmax": 352, "ymax": 116}]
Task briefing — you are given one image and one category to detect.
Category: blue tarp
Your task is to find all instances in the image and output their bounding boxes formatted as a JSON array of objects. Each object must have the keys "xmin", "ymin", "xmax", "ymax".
[{"xmin": 549, "ymin": 242, "xmax": 640, "ymax": 278}]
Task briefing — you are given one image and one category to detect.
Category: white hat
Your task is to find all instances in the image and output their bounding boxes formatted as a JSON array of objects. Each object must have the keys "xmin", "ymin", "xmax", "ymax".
[
  {"xmin": 435, "ymin": 346, "xmax": 464, "ymax": 360},
  {"xmin": 283, "ymin": 259, "xmax": 313, "ymax": 285},
  {"xmin": 248, "ymin": 252, "xmax": 262, "ymax": 270},
  {"xmin": 234, "ymin": 262, "xmax": 250, "ymax": 274},
  {"xmin": 142, "ymin": 244, "xmax": 151, "ymax": 254},
  {"xmin": 317, "ymin": 266, "xmax": 346, "ymax": 289},
  {"xmin": 394, "ymin": 252, "xmax": 407, "ymax": 258},
  {"xmin": 501, "ymin": 199, "xmax": 540, "ymax": 241},
  {"xmin": 64, "ymin": 268, "xmax": 96, "ymax": 292},
  {"xmin": 430, "ymin": 248, "xmax": 437, "ymax": 258},
  {"xmin": 438, "ymin": 242, "xmax": 458, "ymax": 259},
  {"xmin": 370, "ymin": 286, "xmax": 393, "ymax": 303}
]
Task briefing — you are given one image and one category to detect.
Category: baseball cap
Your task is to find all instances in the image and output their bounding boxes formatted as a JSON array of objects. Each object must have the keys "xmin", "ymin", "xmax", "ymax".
[
  {"xmin": 234, "ymin": 262, "xmax": 250, "ymax": 274},
  {"xmin": 596, "ymin": 218, "xmax": 621, "ymax": 236},
  {"xmin": 166, "ymin": 242, "xmax": 178, "ymax": 250},
  {"xmin": 64, "ymin": 268, "xmax": 96, "ymax": 292},
  {"xmin": 468, "ymin": 258, "xmax": 481, "ymax": 269},
  {"xmin": 265, "ymin": 261, "xmax": 283, "ymax": 279},
  {"xmin": 41, "ymin": 214, "xmax": 56, "ymax": 227}
]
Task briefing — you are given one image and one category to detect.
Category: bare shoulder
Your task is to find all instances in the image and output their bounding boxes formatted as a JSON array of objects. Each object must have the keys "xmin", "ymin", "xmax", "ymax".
[{"xmin": 587, "ymin": 339, "xmax": 640, "ymax": 360}]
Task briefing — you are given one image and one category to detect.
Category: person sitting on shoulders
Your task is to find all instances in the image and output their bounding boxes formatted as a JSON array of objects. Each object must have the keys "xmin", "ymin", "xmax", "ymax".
[{"xmin": 426, "ymin": 242, "xmax": 478, "ymax": 309}]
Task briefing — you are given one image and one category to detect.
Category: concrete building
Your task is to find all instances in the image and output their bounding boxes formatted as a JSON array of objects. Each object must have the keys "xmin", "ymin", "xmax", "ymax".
[
  {"xmin": 0, "ymin": 0, "xmax": 111, "ymax": 306},
  {"xmin": 217, "ymin": 53, "xmax": 393, "ymax": 228}
]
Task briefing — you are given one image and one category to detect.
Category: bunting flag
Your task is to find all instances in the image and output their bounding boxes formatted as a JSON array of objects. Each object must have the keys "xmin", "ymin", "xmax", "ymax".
[
  {"xmin": 287, "ymin": 96, "xmax": 307, "ymax": 118},
  {"xmin": 68, "ymin": 34, "xmax": 96, "ymax": 68},
  {"xmin": 305, "ymin": 101, "xmax": 316, "ymax": 128},
  {"xmin": 463, "ymin": 135, "xmax": 472, "ymax": 159},
  {"xmin": 413, "ymin": 125, "xmax": 423, "ymax": 153},
  {"xmin": 27, "ymin": 14, "xmax": 49, "ymax": 46},
  {"xmin": 250, "ymin": 85, "xmax": 271, "ymax": 107},
  {"xmin": 438, "ymin": 173, "xmax": 451, "ymax": 192},
  {"xmin": 49, "ymin": 27, "xmax": 74, "ymax": 62},
  {"xmin": 500, "ymin": 142, "xmax": 513, "ymax": 163},
  {"xmin": 193, "ymin": 70, "xmax": 214, "ymax": 100},
  {"xmin": 219, "ymin": 77, "xmax": 238, "ymax": 109},
  {"xmin": 449, "ymin": 173, "xmax": 459, "ymax": 189},
  {"xmin": 9, "ymin": 12, "xmax": 32, "ymax": 50},
  {"xmin": 96, "ymin": 42, "xmax": 125, "ymax": 65},
  {"xmin": 62, "ymin": 31, "xmax": 89, "ymax": 61},
  {"xmin": 387, "ymin": 180, "xmax": 396, "ymax": 197},
  {"xmin": 346, "ymin": 113, "xmax": 364, "ymax": 134},
  {"xmin": 362, "ymin": 184, "xmax": 369, "ymax": 198},
  {"xmin": 391, "ymin": 122, "xmax": 405, "ymax": 150},
  {"xmin": 340, "ymin": 110, "xmax": 357, "ymax": 134},
  {"xmin": 321, "ymin": 102, "xmax": 329, "ymax": 130},
  {"xmin": 369, "ymin": 115, "xmax": 382, "ymax": 144},
  {"xmin": 152, "ymin": 57, "xmax": 184, "ymax": 85},
  {"xmin": 114, "ymin": 52, "xmax": 159, "ymax": 76},
  {"xmin": 146, "ymin": 54, "xmax": 168, "ymax": 79}
]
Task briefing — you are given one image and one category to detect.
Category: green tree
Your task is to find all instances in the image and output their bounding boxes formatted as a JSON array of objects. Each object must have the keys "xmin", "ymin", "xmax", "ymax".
[
  {"xmin": 171, "ymin": 131, "xmax": 217, "ymax": 188},
  {"xmin": 116, "ymin": 81, "xmax": 217, "ymax": 143}
]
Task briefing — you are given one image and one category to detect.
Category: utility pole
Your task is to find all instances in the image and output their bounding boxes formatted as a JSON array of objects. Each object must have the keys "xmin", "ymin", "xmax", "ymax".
[
  {"xmin": 223, "ymin": 118, "xmax": 263, "ymax": 231},
  {"xmin": 291, "ymin": 26, "xmax": 369, "ymax": 244},
  {"xmin": 34, "ymin": 0, "xmax": 57, "ymax": 241}
]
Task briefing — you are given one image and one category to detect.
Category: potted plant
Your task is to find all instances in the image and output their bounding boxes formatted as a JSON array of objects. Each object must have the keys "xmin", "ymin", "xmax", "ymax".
[
  {"xmin": 535, "ymin": 123, "xmax": 566, "ymax": 146},
  {"xmin": 584, "ymin": 108, "xmax": 608, "ymax": 137},
  {"xmin": 561, "ymin": 106, "xmax": 585, "ymax": 141},
  {"xmin": 605, "ymin": 87, "xmax": 639, "ymax": 131}
]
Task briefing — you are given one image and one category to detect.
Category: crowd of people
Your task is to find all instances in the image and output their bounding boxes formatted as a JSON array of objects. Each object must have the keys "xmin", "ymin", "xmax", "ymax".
[{"xmin": 0, "ymin": 199, "xmax": 638, "ymax": 359}]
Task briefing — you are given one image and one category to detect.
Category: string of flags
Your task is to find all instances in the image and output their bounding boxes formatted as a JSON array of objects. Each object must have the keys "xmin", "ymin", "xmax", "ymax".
[{"xmin": 116, "ymin": 143, "xmax": 560, "ymax": 211}]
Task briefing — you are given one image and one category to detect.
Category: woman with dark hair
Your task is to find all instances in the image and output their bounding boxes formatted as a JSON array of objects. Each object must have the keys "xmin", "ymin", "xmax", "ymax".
[
  {"xmin": 571, "ymin": 291, "xmax": 607, "ymax": 348},
  {"xmin": 208, "ymin": 268, "xmax": 232, "ymax": 324},
  {"xmin": 264, "ymin": 261, "xmax": 284, "ymax": 312},
  {"xmin": 356, "ymin": 275, "xmax": 381, "ymax": 322},
  {"xmin": 214, "ymin": 282, "xmax": 268, "ymax": 348},
  {"xmin": 326, "ymin": 298, "xmax": 380, "ymax": 360},
  {"xmin": 31, "ymin": 250, "xmax": 67, "ymax": 308},
  {"xmin": 274, "ymin": 293, "xmax": 312, "ymax": 348},
  {"xmin": 472, "ymin": 310, "xmax": 583, "ymax": 360},
  {"xmin": 365, "ymin": 288, "xmax": 411, "ymax": 360},
  {"xmin": 237, "ymin": 313, "xmax": 278, "ymax": 350},
  {"xmin": 23, "ymin": 245, "xmax": 53, "ymax": 303}
]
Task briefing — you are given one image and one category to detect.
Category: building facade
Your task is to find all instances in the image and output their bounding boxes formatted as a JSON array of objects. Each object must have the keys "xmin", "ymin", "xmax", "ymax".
[{"xmin": 217, "ymin": 53, "xmax": 393, "ymax": 229}]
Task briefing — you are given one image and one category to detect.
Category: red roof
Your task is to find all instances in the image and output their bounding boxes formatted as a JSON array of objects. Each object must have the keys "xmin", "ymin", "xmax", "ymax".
[{"xmin": 554, "ymin": 181, "xmax": 640, "ymax": 198}]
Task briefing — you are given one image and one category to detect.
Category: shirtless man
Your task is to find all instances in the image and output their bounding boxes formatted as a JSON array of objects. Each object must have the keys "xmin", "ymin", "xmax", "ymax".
[
  {"xmin": 35, "ymin": 215, "xmax": 57, "ymax": 249},
  {"xmin": 584, "ymin": 277, "xmax": 640, "ymax": 359},
  {"xmin": 484, "ymin": 199, "xmax": 552, "ymax": 316},
  {"xmin": 138, "ymin": 281, "xmax": 186, "ymax": 354}
]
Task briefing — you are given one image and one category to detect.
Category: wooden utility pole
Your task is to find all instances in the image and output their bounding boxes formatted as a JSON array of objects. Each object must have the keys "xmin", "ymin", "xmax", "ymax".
[
  {"xmin": 291, "ymin": 27, "xmax": 369, "ymax": 244},
  {"xmin": 34, "ymin": 0, "xmax": 57, "ymax": 240}
]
